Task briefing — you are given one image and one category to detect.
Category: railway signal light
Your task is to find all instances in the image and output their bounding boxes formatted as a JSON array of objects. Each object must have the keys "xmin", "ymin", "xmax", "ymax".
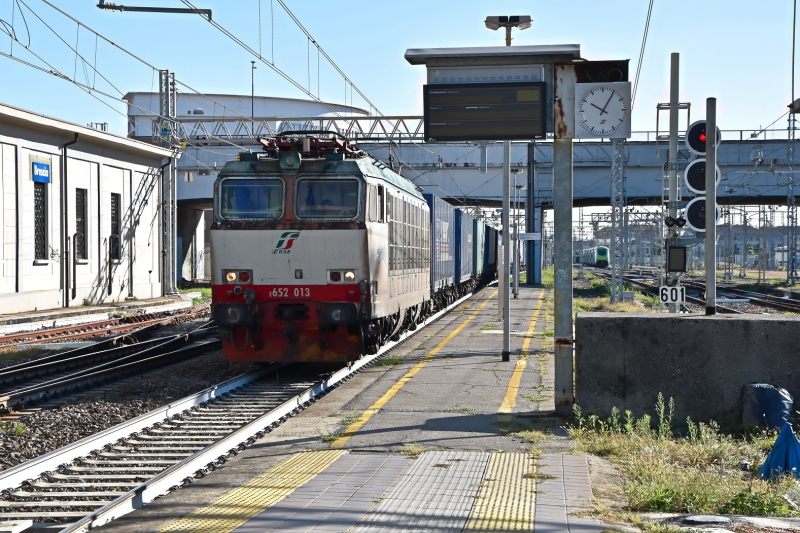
[
  {"xmin": 684, "ymin": 197, "xmax": 721, "ymax": 233},
  {"xmin": 685, "ymin": 120, "xmax": 721, "ymax": 155},
  {"xmin": 684, "ymin": 159, "xmax": 721, "ymax": 194}
]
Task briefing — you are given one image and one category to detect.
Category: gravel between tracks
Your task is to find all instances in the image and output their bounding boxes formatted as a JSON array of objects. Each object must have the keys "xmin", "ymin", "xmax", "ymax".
[{"xmin": 0, "ymin": 348, "xmax": 260, "ymax": 472}]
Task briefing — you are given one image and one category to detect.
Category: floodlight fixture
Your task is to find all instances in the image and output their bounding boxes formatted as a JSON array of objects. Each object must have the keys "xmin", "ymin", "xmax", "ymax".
[{"xmin": 484, "ymin": 15, "xmax": 532, "ymax": 46}]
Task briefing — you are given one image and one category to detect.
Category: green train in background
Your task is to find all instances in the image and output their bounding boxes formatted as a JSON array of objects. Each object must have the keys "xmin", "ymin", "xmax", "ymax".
[{"xmin": 577, "ymin": 246, "xmax": 609, "ymax": 268}]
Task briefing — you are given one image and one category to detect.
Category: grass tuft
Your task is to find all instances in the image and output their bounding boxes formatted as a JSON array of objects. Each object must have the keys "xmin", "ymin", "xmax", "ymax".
[
  {"xmin": 400, "ymin": 443, "xmax": 426, "ymax": 459},
  {"xmin": 377, "ymin": 355, "xmax": 406, "ymax": 366},
  {"xmin": 568, "ymin": 395, "xmax": 796, "ymax": 517}
]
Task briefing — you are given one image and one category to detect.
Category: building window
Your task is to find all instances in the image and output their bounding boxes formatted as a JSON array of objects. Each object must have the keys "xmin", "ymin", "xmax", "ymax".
[
  {"xmin": 34, "ymin": 182, "xmax": 47, "ymax": 260},
  {"xmin": 75, "ymin": 188, "xmax": 87, "ymax": 260},
  {"xmin": 110, "ymin": 193, "xmax": 121, "ymax": 261}
]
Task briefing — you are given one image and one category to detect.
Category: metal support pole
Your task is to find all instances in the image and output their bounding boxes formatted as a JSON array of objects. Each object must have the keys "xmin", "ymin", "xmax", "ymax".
[
  {"xmin": 251, "ymin": 61, "xmax": 256, "ymax": 122},
  {"xmin": 553, "ymin": 138, "xmax": 573, "ymax": 415},
  {"xmin": 667, "ymin": 53, "xmax": 680, "ymax": 312},
  {"xmin": 502, "ymin": 141, "xmax": 511, "ymax": 362},
  {"xmin": 705, "ymin": 98, "xmax": 717, "ymax": 315},
  {"xmin": 513, "ymin": 175, "xmax": 520, "ymax": 298},
  {"xmin": 526, "ymin": 142, "xmax": 541, "ymax": 285}
]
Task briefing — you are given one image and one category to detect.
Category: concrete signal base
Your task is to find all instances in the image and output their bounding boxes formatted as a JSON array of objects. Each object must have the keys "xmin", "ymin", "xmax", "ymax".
[{"xmin": 575, "ymin": 312, "xmax": 800, "ymax": 428}]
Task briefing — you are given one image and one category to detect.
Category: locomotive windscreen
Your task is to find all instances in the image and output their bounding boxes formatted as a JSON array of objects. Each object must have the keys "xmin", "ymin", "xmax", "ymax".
[
  {"xmin": 296, "ymin": 178, "xmax": 360, "ymax": 219},
  {"xmin": 220, "ymin": 178, "xmax": 283, "ymax": 219}
]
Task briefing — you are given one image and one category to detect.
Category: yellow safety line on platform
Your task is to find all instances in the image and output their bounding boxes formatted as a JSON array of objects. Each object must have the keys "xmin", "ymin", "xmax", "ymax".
[
  {"xmin": 498, "ymin": 290, "xmax": 544, "ymax": 414},
  {"xmin": 159, "ymin": 450, "xmax": 344, "ymax": 533},
  {"xmin": 330, "ymin": 289, "xmax": 499, "ymax": 449},
  {"xmin": 463, "ymin": 452, "xmax": 537, "ymax": 531}
]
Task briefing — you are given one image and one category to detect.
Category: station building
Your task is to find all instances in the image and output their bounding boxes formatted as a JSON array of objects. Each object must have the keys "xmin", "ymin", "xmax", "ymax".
[{"xmin": 0, "ymin": 101, "xmax": 173, "ymax": 314}]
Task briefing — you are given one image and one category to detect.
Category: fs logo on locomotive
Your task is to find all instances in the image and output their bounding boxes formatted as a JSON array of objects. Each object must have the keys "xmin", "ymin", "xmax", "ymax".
[{"xmin": 274, "ymin": 231, "xmax": 300, "ymax": 254}]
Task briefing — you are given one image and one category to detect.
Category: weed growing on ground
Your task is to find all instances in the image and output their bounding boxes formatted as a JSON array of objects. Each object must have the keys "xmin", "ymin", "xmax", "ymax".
[
  {"xmin": 441, "ymin": 407, "xmax": 476, "ymax": 413},
  {"xmin": 192, "ymin": 297, "xmax": 205, "ymax": 306},
  {"xmin": 400, "ymin": 444, "xmax": 426, "ymax": 459},
  {"xmin": 480, "ymin": 322, "xmax": 498, "ymax": 331},
  {"xmin": 319, "ymin": 433, "xmax": 343, "ymax": 443},
  {"xmin": 377, "ymin": 355, "xmax": 405, "ymax": 366},
  {"xmin": 533, "ymin": 329, "xmax": 555, "ymax": 337},
  {"xmin": 341, "ymin": 408, "xmax": 361, "ymax": 426},
  {"xmin": 0, "ymin": 348, "xmax": 44, "ymax": 361},
  {"xmin": 568, "ymin": 394, "xmax": 794, "ymax": 517},
  {"xmin": 542, "ymin": 267, "xmax": 554, "ymax": 289}
]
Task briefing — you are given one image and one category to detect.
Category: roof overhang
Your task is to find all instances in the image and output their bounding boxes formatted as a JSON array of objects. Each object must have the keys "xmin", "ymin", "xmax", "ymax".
[
  {"xmin": 0, "ymin": 101, "xmax": 174, "ymax": 159},
  {"xmin": 405, "ymin": 44, "xmax": 581, "ymax": 66}
]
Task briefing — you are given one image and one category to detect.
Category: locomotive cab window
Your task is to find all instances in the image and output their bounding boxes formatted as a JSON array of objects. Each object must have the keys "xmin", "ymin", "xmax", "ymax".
[
  {"xmin": 296, "ymin": 178, "xmax": 359, "ymax": 219},
  {"xmin": 219, "ymin": 178, "xmax": 283, "ymax": 219}
]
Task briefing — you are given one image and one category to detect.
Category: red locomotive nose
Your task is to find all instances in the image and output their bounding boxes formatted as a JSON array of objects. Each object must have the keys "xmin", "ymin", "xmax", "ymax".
[{"xmin": 239, "ymin": 271, "xmax": 250, "ymax": 282}]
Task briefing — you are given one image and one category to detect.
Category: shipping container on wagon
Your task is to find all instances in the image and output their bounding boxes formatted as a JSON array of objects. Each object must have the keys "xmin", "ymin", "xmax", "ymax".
[
  {"xmin": 423, "ymin": 194, "xmax": 456, "ymax": 292},
  {"xmin": 485, "ymin": 227, "xmax": 498, "ymax": 275},
  {"xmin": 454, "ymin": 209, "xmax": 474, "ymax": 284},
  {"xmin": 473, "ymin": 219, "xmax": 486, "ymax": 279}
]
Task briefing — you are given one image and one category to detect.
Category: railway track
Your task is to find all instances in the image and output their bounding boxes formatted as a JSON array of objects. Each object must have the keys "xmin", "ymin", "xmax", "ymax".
[
  {"xmin": 587, "ymin": 269, "xmax": 743, "ymax": 314},
  {"xmin": 0, "ymin": 289, "xmax": 478, "ymax": 531},
  {"xmin": 0, "ymin": 323, "xmax": 219, "ymax": 413},
  {"xmin": 0, "ymin": 305, "xmax": 209, "ymax": 351}
]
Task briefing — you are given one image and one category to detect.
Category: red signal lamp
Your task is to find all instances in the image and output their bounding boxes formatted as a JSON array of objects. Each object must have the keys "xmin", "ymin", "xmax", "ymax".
[
  {"xmin": 699, "ymin": 132, "xmax": 707, "ymax": 142},
  {"xmin": 239, "ymin": 271, "xmax": 250, "ymax": 282}
]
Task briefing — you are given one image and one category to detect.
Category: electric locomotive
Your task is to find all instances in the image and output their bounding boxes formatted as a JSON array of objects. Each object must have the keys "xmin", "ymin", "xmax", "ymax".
[{"xmin": 211, "ymin": 132, "xmax": 439, "ymax": 363}]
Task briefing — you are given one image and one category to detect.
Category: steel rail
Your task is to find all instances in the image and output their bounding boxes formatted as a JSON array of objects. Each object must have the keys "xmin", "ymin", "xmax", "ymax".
[
  {"xmin": 0, "ymin": 290, "xmax": 478, "ymax": 531},
  {"xmin": 0, "ymin": 306, "xmax": 209, "ymax": 350},
  {"xmin": 588, "ymin": 269, "xmax": 743, "ymax": 314},
  {"xmin": 0, "ymin": 324, "xmax": 215, "ymax": 386},
  {"xmin": 684, "ymin": 281, "xmax": 800, "ymax": 313},
  {"xmin": 0, "ymin": 339, "xmax": 220, "ymax": 410}
]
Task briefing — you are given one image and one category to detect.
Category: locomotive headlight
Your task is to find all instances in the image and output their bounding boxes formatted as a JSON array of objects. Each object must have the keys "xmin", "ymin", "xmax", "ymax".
[
  {"xmin": 225, "ymin": 271, "xmax": 237, "ymax": 283},
  {"xmin": 344, "ymin": 270, "xmax": 356, "ymax": 282}
]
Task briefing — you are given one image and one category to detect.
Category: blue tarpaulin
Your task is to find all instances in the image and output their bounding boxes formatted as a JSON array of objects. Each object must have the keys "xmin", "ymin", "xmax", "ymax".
[{"xmin": 758, "ymin": 423, "xmax": 800, "ymax": 479}]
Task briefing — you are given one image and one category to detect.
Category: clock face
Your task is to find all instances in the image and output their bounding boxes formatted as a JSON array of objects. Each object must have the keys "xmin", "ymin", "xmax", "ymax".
[{"xmin": 577, "ymin": 86, "xmax": 629, "ymax": 136}]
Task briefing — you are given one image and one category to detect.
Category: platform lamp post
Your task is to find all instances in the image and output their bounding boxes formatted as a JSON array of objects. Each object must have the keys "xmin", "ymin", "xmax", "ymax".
[{"xmin": 485, "ymin": 15, "xmax": 530, "ymax": 362}]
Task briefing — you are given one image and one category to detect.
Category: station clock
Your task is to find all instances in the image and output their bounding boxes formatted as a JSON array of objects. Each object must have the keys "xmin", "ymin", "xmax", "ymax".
[{"xmin": 574, "ymin": 82, "xmax": 632, "ymax": 139}]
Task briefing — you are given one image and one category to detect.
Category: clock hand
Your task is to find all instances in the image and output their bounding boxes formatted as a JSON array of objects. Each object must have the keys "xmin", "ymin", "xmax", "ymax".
[
  {"xmin": 590, "ymin": 103, "xmax": 607, "ymax": 115},
  {"xmin": 600, "ymin": 92, "xmax": 614, "ymax": 114}
]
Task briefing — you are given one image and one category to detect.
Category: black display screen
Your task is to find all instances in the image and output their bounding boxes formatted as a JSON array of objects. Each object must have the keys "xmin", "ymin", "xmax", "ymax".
[
  {"xmin": 423, "ymin": 82, "xmax": 547, "ymax": 142},
  {"xmin": 667, "ymin": 246, "xmax": 687, "ymax": 273}
]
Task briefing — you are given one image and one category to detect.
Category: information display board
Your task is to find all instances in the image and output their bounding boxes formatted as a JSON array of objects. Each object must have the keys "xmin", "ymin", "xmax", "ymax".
[{"xmin": 423, "ymin": 82, "xmax": 546, "ymax": 142}]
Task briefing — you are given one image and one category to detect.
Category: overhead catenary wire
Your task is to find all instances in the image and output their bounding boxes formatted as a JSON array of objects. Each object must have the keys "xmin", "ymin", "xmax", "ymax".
[{"xmin": 631, "ymin": 0, "xmax": 654, "ymax": 109}]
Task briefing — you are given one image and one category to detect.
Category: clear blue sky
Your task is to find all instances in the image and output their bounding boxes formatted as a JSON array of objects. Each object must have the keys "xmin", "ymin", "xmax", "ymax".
[{"xmin": 0, "ymin": 0, "xmax": 795, "ymax": 137}]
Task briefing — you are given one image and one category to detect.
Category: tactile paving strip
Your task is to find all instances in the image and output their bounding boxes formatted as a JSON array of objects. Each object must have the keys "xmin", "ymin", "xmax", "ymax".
[
  {"xmin": 352, "ymin": 451, "xmax": 490, "ymax": 533},
  {"xmin": 234, "ymin": 454, "xmax": 410, "ymax": 533},
  {"xmin": 462, "ymin": 452, "xmax": 537, "ymax": 531},
  {"xmin": 159, "ymin": 450, "xmax": 345, "ymax": 533}
]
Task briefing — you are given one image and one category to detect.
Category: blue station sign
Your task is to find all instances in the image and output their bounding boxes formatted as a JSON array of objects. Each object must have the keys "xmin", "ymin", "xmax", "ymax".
[{"xmin": 32, "ymin": 162, "xmax": 51, "ymax": 183}]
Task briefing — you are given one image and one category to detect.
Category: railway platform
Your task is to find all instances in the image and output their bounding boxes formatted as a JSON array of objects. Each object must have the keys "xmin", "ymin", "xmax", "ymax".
[{"xmin": 94, "ymin": 285, "xmax": 605, "ymax": 533}]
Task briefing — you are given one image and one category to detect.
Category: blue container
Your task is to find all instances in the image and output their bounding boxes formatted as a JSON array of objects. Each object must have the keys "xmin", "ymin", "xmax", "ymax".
[
  {"xmin": 485, "ymin": 227, "xmax": 498, "ymax": 274},
  {"xmin": 473, "ymin": 219, "xmax": 486, "ymax": 279},
  {"xmin": 454, "ymin": 209, "xmax": 474, "ymax": 284},
  {"xmin": 424, "ymin": 194, "xmax": 456, "ymax": 292}
]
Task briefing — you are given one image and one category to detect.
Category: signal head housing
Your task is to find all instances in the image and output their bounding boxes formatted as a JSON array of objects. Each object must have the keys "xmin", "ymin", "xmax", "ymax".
[{"xmin": 685, "ymin": 120, "xmax": 722, "ymax": 155}]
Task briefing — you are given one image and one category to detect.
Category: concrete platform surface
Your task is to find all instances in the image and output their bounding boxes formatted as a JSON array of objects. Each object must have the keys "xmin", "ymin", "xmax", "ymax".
[{"xmin": 92, "ymin": 286, "xmax": 603, "ymax": 532}]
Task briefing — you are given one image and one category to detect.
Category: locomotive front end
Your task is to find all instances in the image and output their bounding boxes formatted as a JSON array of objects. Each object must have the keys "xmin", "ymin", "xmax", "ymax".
[{"xmin": 210, "ymin": 137, "xmax": 371, "ymax": 363}]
